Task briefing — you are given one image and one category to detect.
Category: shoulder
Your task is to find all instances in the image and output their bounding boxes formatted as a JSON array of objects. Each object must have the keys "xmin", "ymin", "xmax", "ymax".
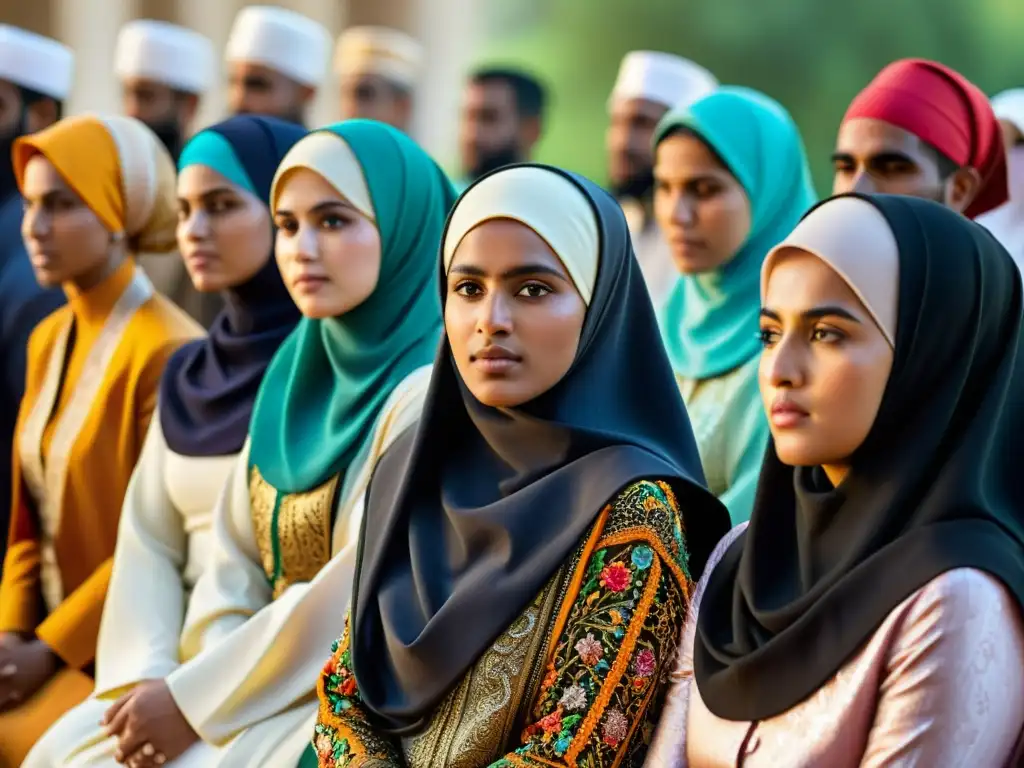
[
  {"xmin": 601, "ymin": 479, "xmax": 692, "ymax": 583},
  {"xmin": 125, "ymin": 296, "xmax": 204, "ymax": 368},
  {"xmin": 27, "ymin": 306, "xmax": 72, "ymax": 356},
  {"xmin": 372, "ymin": 365, "xmax": 433, "ymax": 447},
  {"xmin": 900, "ymin": 568, "xmax": 1023, "ymax": 640},
  {"xmin": 133, "ymin": 293, "xmax": 205, "ymax": 341}
]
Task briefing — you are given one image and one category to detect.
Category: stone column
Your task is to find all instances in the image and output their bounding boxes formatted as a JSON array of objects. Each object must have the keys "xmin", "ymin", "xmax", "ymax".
[{"xmin": 57, "ymin": 0, "xmax": 138, "ymax": 116}]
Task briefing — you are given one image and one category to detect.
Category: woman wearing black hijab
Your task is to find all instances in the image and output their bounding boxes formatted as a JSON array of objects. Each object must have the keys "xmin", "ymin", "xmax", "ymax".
[
  {"xmin": 309, "ymin": 164, "xmax": 729, "ymax": 767},
  {"xmin": 648, "ymin": 193, "xmax": 1024, "ymax": 767}
]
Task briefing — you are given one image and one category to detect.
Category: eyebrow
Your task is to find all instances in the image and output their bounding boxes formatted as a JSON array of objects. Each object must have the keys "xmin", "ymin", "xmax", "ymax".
[
  {"xmin": 274, "ymin": 200, "xmax": 357, "ymax": 218},
  {"xmin": 177, "ymin": 186, "xmax": 237, "ymax": 203},
  {"xmin": 830, "ymin": 150, "xmax": 917, "ymax": 166},
  {"xmin": 760, "ymin": 305, "xmax": 863, "ymax": 323},
  {"xmin": 449, "ymin": 263, "xmax": 568, "ymax": 280}
]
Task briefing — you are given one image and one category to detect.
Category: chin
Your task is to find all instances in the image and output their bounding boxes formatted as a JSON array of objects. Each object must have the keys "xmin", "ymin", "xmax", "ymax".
[
  {"xmin": 670, "ymin": 250, "xmax": 717, "ymax": 276},
  {"xmin": 772, "ymin": 436, "xmax": 827, "ymax": 468},
  {"xmin": 465, "ymin": 379, "xmax": 530, "ymax": 408},
  {"xmin": 32, "ymin": 269, "xmax": 61, "ymax": 289},
  {"xmin": 188, "ymin": 274, "xmax": 223, "ymax": 293}
]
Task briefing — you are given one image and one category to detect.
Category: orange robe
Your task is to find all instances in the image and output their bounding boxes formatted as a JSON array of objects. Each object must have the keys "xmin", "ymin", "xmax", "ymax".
[{"xmin": 0, "ymin": 260, "xmax": 202, "ymax": 763}]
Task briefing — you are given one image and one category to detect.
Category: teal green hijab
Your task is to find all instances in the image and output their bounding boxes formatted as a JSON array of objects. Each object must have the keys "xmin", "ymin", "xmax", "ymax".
[
  {"xmin": 655, "ymin": 87, "xmax": 816, "ymax": 379},
  {"xmin": 248, "ymin": 120, "xmax": 456, "ymax": 492}
]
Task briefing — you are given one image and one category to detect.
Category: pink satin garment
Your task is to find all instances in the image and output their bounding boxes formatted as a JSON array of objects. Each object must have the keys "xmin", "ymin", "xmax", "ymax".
[{"xmin": 647, "ymin": 524, "xmax": 1024, "ymax": 768}]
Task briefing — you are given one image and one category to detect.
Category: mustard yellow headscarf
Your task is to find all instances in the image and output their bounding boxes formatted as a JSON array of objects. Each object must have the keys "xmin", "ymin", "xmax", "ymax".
[{"xmin": 13, "ymin": 114, "xmax": 178, "ymax": 253}]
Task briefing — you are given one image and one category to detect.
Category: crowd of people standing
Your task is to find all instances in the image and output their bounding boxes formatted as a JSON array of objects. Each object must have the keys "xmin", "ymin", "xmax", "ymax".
[{"xmin": 0, "ymin": 4, "xmax": 1022, "ymax": 767}]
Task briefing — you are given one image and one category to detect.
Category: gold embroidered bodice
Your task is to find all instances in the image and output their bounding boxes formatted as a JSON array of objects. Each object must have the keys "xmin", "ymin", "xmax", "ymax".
[{"xmin": 249, "ymin": 466, "xmax": 340, "ymax": 599}]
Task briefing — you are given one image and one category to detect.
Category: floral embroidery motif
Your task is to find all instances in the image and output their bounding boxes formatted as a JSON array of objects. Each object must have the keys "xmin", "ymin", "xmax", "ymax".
[
  {"xmin": 510, "ymin": 480, "xmax": 689, "ymax": 767},
  {"xmin": 633, "ymin": 648, "xmax": 656, "ymax": 678},
  {"xmin": 558, "ymin": 684, "xmax": 588, "ymax": 712},
  {"xmin": 310, "ymin": 481, "xmax": 689, "ymax": 768},
  {"xmin": 631, "ymin": 545, "xmax": 654, "ymax": 570},
  {"xmin": 575, "ymin": 633, "xmax": 604, "ymax": 667},
  {"xmin": 599, "ymin": 561, "xmax": 632, "ymax": 592},
  {"xmin": 602, "ymin": 708, "xmax": 629, "ymax": 747}
]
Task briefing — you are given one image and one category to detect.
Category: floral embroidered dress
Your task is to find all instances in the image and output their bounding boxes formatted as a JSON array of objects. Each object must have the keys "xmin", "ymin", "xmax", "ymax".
[{"xmin": 314, "ymin": 479, "xmax": 692, "ymax": 768}]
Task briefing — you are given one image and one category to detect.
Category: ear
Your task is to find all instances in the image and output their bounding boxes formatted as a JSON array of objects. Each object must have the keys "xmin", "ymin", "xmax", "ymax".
[
  {"xmin": 24, "ymin": 99, "xmax": 59, "ymax": 133},
  {"xmin": 944, "ymin": 166, "xmax": 982, "ymax": 214},
  {"xmin": 178, "ymin": 93, "xmax": 200, "ymax": 129},
  {"xmin": 519, "ymin": 115, "xmax": 542, "ymax": 153}
]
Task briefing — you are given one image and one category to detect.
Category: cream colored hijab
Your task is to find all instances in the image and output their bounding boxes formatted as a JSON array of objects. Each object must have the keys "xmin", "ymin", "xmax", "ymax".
[
  {"xmin": 443, "ymin": 165, "xmax": 600, "ymax": 305},
  {"xmin": 762, "ymin": 195, "xmax": 899, "ymax": 348}
]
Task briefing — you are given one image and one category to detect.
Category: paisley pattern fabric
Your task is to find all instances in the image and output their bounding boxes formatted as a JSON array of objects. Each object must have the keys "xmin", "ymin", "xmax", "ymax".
[{"xmin": 312, "ymin": 480, "xmax": 692, "ymax": 768}]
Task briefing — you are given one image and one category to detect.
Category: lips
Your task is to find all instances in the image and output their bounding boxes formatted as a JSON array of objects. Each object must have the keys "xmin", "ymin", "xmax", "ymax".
[
  {"xmin": 470, "ymin": 345, "xmax": 521, "ymax": 374},
  {"xmin": 770, "ymin": 398, "xmax": 809, "ymax": 428}
]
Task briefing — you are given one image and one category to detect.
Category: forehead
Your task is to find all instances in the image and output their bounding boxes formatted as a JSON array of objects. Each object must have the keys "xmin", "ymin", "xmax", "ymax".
[
  {"xmin": 654, "ymin": 131, "xmax": 728, "ymax": 175},
  {"xmin": 464, "ymin": 80, "xmax": 514, "ymax": 108},
  {"xmin": 178, "ymin": 164, "xmax": 240, "ymax": 196},
  {"xmin": 835, "ymin": 117, "xmax": 931, "ymax": 160},
  {"xmin": 121, "ymin": 77, "xmax": 174, "ymax": 96},
  {"xmin": 229, "ymin": 61, "xmax": 288, "ymax": 86},
  {"xmin": 451, "ymin": 218, "xmax": 564, "ymax": 270},
  {"xmin": 610, "ymin": 97, "xmax": 668, "ymax": 124},
  {"xmin": 21, "ymin": 154, "xmax": 71, "ymax": 193},
  {"xmin": 274, "ymin": 167, "xmax": 345, "ymax": 209},
  {"xmin": 763, "ymin": 249, "xmax": 864, "ymax": 310}
]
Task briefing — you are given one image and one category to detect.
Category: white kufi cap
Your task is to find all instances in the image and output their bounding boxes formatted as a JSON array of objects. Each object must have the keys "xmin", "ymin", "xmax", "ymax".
[
  {"xmin": 609, "ymin": 51, "xmax": 717, "ymax": 111},
  {"xmin": 226, "ymin": 6, "xmax": 331, "ymax": 88},
  {"xmin": 115, "ymin": 20, "xmax": 214, "ymax": 95},
  {"xmin": 992, "ymin": 89, "xmax": 1024, "ymax": 135},
  {"xmin": 0, "ymin": 25, "xmax": 74, "ymax": 100},
  {"xmin": 335, "ymin": 26, "xmax": 423, "ymax": 90}
]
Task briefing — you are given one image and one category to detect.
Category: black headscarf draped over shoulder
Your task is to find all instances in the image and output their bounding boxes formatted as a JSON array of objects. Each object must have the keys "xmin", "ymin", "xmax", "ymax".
[
  {"xmin": 350, "ymin": 163, "xmax": 731, "ymax": 734},
  {"xmin": 695, "ymin": 193, "xmax": 1024, "ymax": 722}
]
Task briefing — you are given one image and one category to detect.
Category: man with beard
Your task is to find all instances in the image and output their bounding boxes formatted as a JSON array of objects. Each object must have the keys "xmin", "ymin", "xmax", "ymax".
[
  {"xmin": 0, "ymin": 25, "xmax": 72, "ymax": 565},
  {"xmin": 115, "ymin": 19, "xmax": 223, "ymax": 327},
  {"xmin": 457, "ymin": 68, "xmax": 546, "ymax": 191},
  {"xmin": 114, "ymin": 20, "xmax": 213, "ymax": 161},
  {"xmin": 606, "ymin": 51, "xmax": 717, "ymax": 310},
  {"xmin": 335, "ymin": 26, "xmax": 422, "ymax": 133},
  {"xmin": 832, "ymin": 59, "xmax": 1007, "ymax": 220},
  {"xmin": 225, "ymin": 6, "xmax": 331, "ymax": 127}
]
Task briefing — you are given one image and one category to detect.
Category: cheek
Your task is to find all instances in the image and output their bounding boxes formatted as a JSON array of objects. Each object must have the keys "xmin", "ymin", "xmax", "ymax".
[
  {"xmin": 56, "ymin": 212, "xmax": 109, "ymax": 258},
  {"xmin": 523, "ymin": 297, "xmax": 585, "ymax": 378},
  {"xmin": 218, "ymin": 218, "xmax": 272, "ymax": 276},
  {"xmin": 812, "ymin": 349, "xmax": 890, "ymax": 450},
  {"xmin": 705, "ymin": 194, "xmax": 751, "ymax": 257},
  {"xmin": 321, "ymin": 229, "xmax": 380, "ymax": 291}
]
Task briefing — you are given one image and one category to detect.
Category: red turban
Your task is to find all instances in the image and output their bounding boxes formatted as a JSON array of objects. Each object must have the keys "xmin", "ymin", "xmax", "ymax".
[{"xmin": 843, "ymin": 59, "xmax": 1008, "ymax": 219}]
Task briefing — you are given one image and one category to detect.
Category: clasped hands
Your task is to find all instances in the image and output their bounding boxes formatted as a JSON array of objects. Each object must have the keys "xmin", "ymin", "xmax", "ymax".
[{"xmin": 102, "ymin": 679, "xmax": 199, "ymax": 767}]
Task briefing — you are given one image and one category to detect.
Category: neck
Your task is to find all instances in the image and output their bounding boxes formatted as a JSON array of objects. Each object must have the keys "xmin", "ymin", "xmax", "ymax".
[
  {"xmin": 821, "ymin": 463, "xmax": 849, "ymax": 488},
  {"xmin": 70, "ymin": 251, "xmax": 124, "ymax": 294}
]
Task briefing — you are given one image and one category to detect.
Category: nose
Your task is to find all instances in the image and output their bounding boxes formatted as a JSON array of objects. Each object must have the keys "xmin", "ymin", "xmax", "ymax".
[
  {"xmin": 294, "ymin": 222, "xmax": 319, "ymax": 263},
  {"xmin": 478, "ymin": 290, "xmax": 513, "ymax": 337},
  {"xmin": 849, "ymin": 170, "xmax": 877, "ymax": 195},
  {"xmin": 763, "ymin": 333, "xmax": 806, "ymax": 390},
  {"xmin": 672, "ymin": 193, "xmax": 696, "ymax": 227},
  {"xmin": 180, "ymin": 210, "xmax": 210, "ymax": 242},
  {"xmin": 24, "ymin": 205, "xmax": 48, "ymax": 241}
]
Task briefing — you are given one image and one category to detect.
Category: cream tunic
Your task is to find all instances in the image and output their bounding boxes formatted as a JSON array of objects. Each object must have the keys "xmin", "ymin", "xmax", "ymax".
[
  {"xmin": 647, "ymin": 525, "xmax": 1024, "ymax": 768},
  {"xmin": 37, "ymin": 366, "xmax": 431, "ymax": 768}
]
